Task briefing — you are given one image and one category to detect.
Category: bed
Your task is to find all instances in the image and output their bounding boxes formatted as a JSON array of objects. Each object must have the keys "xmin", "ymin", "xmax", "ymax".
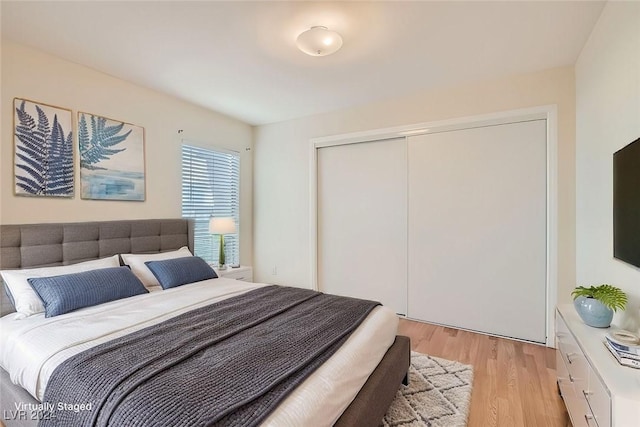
[{"xmin": 0, "ymin": 219, "xmax": 410, "ymax": 427}]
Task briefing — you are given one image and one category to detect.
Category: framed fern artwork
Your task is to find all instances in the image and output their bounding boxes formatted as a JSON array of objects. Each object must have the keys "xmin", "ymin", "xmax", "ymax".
[
  {"xmin": 13, "ymin": 98, "xmax": 74, "ymax": 197},
  {"xmin": 79, "ymin": 112, "xmax": 145, "ymax": 201}
]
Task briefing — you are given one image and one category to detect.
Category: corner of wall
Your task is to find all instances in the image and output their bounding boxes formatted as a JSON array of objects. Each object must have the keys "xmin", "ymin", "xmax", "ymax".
[{"xmin": 575, "ymin": 1, "xmax": 640, "ymax": 331}]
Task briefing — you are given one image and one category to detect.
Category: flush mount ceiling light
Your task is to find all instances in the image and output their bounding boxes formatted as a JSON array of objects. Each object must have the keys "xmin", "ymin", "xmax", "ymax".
[{"xmin": 296, "ymin": 26, "xmax": 343, "ymax": 57}]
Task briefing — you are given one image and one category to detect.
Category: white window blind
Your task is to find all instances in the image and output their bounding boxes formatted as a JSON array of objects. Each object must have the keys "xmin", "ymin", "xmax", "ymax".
[{"xmin": 181, "ymin": 144, "xmax": 240, "ymax": 265}]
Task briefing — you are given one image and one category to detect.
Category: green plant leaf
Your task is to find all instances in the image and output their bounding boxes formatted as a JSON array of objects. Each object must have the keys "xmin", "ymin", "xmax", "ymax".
[{"xmin": 572, "ymin": 284, "xmax": 627, "ymax": 312}]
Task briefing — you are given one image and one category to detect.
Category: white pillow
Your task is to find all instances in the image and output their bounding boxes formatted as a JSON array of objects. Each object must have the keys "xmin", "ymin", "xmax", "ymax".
[
  {"xmin": 1, "ymin": 255, "xmax": 121, "ymax": 318},
  {"xmin": 120, "ymin": 247, "xmax": 193, "ymax": 291}
]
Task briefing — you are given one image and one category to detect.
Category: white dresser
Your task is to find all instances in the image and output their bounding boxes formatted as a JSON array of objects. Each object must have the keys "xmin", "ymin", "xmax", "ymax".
[{"xmin": 556, "ymin": 305, "xmax": 640, "ymax": 427}]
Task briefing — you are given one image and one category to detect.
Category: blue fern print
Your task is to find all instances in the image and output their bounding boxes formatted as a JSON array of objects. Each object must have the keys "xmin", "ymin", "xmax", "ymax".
[
  {"xmin": 79, "ymin": 113, "xmax": 130, "ymax": 170},
  {"xmin": 14, "ymin": 100, "xmax": 73, "ymax": 196}
]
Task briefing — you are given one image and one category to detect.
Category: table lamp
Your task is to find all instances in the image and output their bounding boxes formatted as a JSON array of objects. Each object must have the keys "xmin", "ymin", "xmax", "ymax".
[{"xmin": 209, "ymin": 217, "xmax": 237, "ymax": 269}]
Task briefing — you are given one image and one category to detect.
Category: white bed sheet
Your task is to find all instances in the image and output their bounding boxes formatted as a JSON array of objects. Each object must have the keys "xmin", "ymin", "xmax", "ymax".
[{"xmin": 0, "ymin": 279, "xmax": 398, "ymax": 426}]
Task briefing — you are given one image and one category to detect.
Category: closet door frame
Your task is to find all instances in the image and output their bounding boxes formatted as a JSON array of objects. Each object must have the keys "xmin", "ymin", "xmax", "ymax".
[{"xmin": 309, "ymin": 105, "xmax": 558, "ymax": 347}]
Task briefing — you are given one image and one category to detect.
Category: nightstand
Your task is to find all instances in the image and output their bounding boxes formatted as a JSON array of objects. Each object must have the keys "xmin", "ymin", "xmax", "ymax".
[{"xmin": 216, "ymin": 266, "xmax": 253, "ymax": 282}]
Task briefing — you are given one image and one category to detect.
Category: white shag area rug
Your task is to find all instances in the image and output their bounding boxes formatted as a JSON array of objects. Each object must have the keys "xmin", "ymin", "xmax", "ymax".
[{"xmin": 383, "ymin": 351, "xmax": 474, "ymax": 427}]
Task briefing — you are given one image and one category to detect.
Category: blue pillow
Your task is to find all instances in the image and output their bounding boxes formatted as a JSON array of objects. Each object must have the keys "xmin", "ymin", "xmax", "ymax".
[
  {"xmin": 145, "ymin": 256, "xmax": 217, "ymax": 289},
  {"xmin": 28, "ymin": 267, "xmax": 148, "ymax": 317}
]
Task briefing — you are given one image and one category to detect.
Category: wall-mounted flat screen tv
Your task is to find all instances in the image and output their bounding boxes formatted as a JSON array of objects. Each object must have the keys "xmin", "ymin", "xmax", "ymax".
[{"xmin": 614, "ymin": 136, "xmax": 640, "ymax": 268}]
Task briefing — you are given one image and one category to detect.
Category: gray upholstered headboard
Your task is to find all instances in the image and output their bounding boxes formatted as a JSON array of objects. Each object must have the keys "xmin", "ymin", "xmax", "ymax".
[{"xmin": 0, "ymin": 218, "xmax": 194, "ymax": 316}]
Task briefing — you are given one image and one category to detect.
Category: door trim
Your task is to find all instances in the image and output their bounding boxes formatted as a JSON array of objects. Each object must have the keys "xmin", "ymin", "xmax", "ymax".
[{"xmin": 309, "ymin": 105, "xmax": 558, "ymax": 347}]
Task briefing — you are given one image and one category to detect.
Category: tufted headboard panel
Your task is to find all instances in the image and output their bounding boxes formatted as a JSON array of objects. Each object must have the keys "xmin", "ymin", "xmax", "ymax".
[{"xmin": 0, "ymin": 219, "xmax": 194, "ymax": 316}]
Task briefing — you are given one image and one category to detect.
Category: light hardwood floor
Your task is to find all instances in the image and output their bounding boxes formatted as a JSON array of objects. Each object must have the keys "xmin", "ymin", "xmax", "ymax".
[{"xmin": 398, "ymin": 318, "xmax": 571, "ymax": 427}]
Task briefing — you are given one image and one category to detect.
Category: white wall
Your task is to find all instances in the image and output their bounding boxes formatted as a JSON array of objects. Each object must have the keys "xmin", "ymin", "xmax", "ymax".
[
  {"xmin": 254, "ymin": 66, "xmax": 576, "ymax": 306},
  {"xmin": 1, "ymin": 40, "xmax": 253, "ymax": 265},
  {"xmin": 576, "ymin": 2, "xmax": 640, "ymax": 332}
]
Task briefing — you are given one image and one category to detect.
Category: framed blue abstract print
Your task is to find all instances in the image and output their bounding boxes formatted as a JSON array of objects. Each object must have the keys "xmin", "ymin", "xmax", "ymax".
[
  {"xmin": 79, "ymin": 112, "xmax": 146, "ymax": 201},
  {"xmin": 14, "ymin": 98, "xmax": 74, "ymax": 197}
]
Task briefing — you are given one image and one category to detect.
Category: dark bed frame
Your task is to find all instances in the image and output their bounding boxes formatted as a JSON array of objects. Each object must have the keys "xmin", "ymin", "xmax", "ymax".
[{"xmin": 0, "ymin": 219, "xmax": 410, "ymax": 427}]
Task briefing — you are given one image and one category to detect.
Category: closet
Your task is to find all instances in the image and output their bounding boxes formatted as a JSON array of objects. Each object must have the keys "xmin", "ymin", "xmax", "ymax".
[
  {"xmin": 316, "ymin": 118, "xmax": 549, "ymax": 344},
  {"xmin": 406, "ymin": 120, "xmax": 547, "ymax": 343},
  {"xmin": 317, "ymin": 138, "xmax": 408, "ymax": 315}
]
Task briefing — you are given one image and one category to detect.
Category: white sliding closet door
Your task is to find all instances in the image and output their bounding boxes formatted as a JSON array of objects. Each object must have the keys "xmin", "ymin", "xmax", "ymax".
[
  {"xmin": 318, "ymin": 138, "xmax": 407, "ymax": 315},
  {"xmin": 407, "ymin": 120, "xmax": 547, "ymax": 342}
]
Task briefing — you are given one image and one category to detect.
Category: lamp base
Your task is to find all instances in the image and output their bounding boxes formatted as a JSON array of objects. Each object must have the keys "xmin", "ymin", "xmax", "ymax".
[{"xmin": 218, "ymin": 234, "xmax": 227, "ymax": 271}]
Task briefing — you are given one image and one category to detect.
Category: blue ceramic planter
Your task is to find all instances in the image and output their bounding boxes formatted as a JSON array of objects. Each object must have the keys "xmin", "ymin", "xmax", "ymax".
[{"xmin": 574, "ymin": 296, "xmax": 613, "ymax": 328}]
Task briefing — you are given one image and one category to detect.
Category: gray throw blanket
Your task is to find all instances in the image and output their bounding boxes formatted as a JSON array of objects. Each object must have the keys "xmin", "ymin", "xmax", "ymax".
[{"xmin": 39, "ymin": 285, "xmax": 379, "ymax": 427}]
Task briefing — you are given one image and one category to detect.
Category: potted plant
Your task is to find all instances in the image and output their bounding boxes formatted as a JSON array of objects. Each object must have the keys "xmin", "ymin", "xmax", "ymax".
[{"xmin": 572, "ymin": 284, "xmax": 627, "ymax": 328}]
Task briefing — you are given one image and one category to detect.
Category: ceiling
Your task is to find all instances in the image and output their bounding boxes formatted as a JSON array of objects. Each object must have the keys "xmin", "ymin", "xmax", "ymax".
[{"xmin": 2, "ymin": 1, "xmax": 605, "ymax": 125}]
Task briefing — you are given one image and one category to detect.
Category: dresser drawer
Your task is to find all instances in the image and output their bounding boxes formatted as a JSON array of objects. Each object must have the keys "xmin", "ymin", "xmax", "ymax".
[
  {"xmin": 568, "ymin": 351, "xmax": 591, "ymax": 401},
  {"xmin": 586, "ymin": 370, "xmax": 611, "ymax": 427},
  {"xmin": 556, "ymin": 311, "xmax": 591, "ymax": 427},
  {"xmin": 558, "ymin": 351, "xmax": 586, "ymax": 427},
  {"xmin": 557, "ymin": 318, "xmax": 589, "ymax": 387},
  {"xmin": 557, "ymin": 316, "xmax": 581, "ymax": 368}
]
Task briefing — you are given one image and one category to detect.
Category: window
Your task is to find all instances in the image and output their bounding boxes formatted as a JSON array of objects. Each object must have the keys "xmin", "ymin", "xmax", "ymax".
[{"xmin": 181, "ymin": 144, "xmax": 240, "ymax": 265}]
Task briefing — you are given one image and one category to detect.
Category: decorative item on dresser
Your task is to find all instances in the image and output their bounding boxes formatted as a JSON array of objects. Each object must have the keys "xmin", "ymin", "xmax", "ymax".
[
  {"xmin": 604, "ymin": 331, "xmax": 640, "ymax": 369},
  {"xmin": 556, "ymin": 305, "xmax": 640, "ymax": 427},
  {"xmin": 216, "ymin": 265, "xmax": 253, "ymax": 282},
  {"xmin": 572, "ymin": 284, "xmax": 628, "ymax": 328}
]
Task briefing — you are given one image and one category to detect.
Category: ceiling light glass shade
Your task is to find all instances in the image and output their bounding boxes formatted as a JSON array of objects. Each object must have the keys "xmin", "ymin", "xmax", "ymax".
[{"xmin": 296, "ymin": 26, "xmax": 343, "ymax": 57}]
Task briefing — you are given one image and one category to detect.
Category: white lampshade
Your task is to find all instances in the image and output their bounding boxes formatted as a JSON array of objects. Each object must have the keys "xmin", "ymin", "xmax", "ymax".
[
  {"xmin": 209, "ymin": 217, "xmax": 237, "ymax": 234},
  {"xmin": 296, "ymin": 26, "xmax": 343, "ymax": 57}
]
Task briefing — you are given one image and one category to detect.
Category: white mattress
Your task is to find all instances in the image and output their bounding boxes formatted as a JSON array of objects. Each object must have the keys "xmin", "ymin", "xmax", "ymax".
[{"xmin": 0, "ymin": 279, "xmax": 398, "ymax": 426}]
